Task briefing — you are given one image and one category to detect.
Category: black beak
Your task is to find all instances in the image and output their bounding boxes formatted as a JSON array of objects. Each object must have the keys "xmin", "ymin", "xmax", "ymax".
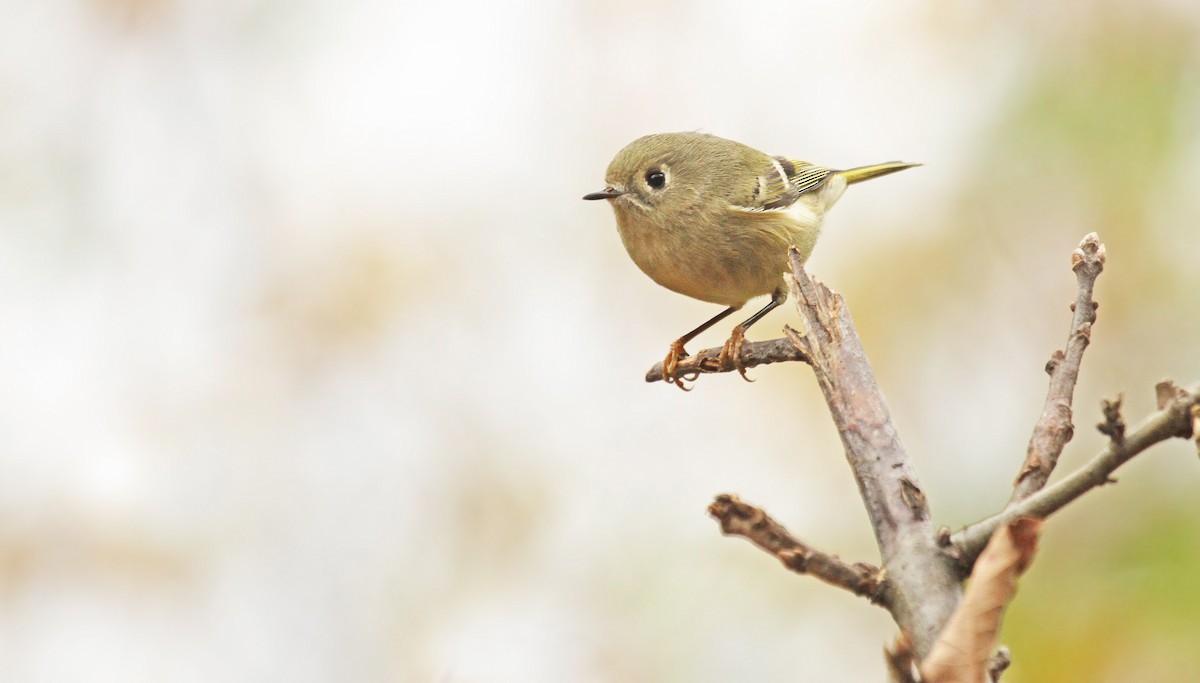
[{"xmin": 582, "ymin": 187, "xmax": 624, "ymax": 201}]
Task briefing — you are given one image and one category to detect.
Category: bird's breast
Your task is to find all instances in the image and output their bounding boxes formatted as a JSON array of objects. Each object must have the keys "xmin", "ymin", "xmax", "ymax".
[{"xmin": 614, "ymin": 208, "xmax": 814, "ymax": 307}]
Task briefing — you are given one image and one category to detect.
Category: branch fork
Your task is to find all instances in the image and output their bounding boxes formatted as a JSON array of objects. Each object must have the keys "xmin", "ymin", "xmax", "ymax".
[{"xmin": 665, "ymin": 232, "xmax": 1197, "ymax": 678}]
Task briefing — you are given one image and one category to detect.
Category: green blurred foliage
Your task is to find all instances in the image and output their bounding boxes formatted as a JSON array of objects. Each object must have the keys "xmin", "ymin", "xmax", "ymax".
[{"xmin": 1006, "ymin": 493, "xmax": 1200, "ymax": 682}]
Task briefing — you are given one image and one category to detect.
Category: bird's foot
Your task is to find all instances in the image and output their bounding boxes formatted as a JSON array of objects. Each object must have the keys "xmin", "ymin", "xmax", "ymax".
[
  {"xmin": 663, "ymin": 340, "xmax": 699, "ymax": 391},
  {"xmin": 718, "ymin": 327, "xmax": 752, "ymax": 382}
]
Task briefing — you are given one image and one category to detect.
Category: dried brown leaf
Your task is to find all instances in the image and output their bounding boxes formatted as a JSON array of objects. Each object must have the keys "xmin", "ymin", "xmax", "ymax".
[{"xmin": 921, "ymin": 518, "xmax": 1042, "ymax": 683}]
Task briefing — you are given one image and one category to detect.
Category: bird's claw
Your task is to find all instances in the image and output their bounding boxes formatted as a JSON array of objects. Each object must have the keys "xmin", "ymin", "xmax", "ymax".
[
  {"xmin": 662, "ymin": 340, "xmax": 695, "ymax": 390},
  {"xmin": 718, "ymin": 327, "xmax": 752, "ymax": 382}
]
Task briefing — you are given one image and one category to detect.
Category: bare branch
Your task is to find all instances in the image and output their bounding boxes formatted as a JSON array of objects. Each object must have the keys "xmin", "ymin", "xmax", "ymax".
[
  {"xmin": 677, "ymin": 232, "xmax": 1195, "ymax": 678},
  {"xmin": 708, "ymin": 494, "xmax": 889, "ymax": 604},
  {"xmin": 782, "ymin": 248, "xmax": 961, "ymax": 658},
  {"xmin": 1009, "ymin": 233, "xmax": 1106, "ymax": 504},
  {"xmin": 644, "ymin": 337, "xmax": 809, "ymax": 382},
  {"xmin": 951, "ymin": 381, "xmax": 1200, "ymax": 570}
]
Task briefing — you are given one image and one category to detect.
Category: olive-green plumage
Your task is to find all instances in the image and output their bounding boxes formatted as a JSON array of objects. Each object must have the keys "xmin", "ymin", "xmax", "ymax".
[
  {"xmin": 587, "ymin": 131, "xmax": 917, "ymax": 307},
  {"xmin": 583, "ymin": 131, "xmax": 917, "ymax": 385}
]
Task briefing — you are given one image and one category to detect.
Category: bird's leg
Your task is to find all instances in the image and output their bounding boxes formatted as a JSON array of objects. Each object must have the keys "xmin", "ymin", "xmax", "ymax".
[
  {"xmin": 663, "ymin": 304, "xmax": 742, "ymax": 389},
  {"xmin": 718, "ymin": 288, "xmax": 788, "ymax": 382}
]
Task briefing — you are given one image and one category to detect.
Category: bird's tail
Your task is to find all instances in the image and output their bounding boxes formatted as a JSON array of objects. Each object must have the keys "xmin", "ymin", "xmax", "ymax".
[{"xmin": 837, "ymin": 161, "xmax": 921, "ymax": 185}]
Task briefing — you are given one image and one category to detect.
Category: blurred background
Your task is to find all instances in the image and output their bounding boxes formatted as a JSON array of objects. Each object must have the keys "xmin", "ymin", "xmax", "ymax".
[{"xmin": 2, "ymin": 0, "xmax": 1199, "ymax": 680}]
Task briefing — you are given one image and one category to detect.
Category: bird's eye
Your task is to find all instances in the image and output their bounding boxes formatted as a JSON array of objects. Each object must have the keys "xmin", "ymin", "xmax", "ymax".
[{"xmin": 645, "ymin": 169, "xmax": 666, "ymax": 190}]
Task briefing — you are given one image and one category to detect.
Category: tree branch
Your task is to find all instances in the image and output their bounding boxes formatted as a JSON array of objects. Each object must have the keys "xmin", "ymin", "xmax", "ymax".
[
  {"xmin": 1008, "ymin": 233, "xmax": 1106, "ymax": 504},
  {"xmin": 683, "ymin": 231, "xmax": 1195, "ymax": 676},
  {"xmin": 950, "ymin": 381, "xmax": 1200, "ymax": 571},
  {"xmin": 708, "ymin": 494, "xmax": 889, "ymax": 605},
  {"xmin": 780, "ymin": 248, "xmax": 961, "ymax": 658},
  {"xmin": 644, "ymin": 337, "xmax": 809, "ymax": 383}
]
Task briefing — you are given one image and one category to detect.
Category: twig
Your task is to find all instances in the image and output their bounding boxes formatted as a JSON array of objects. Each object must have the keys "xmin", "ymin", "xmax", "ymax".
[
  {"xmin": 951, "ymin": 381, "xmax": 1200, "ymax": 571},
  {"xmin": 708, "ymin": 494, "xmax": 889, "ymax": 604},
  {"xmin": 1097, "ymin": 393, "xmax": 1126, "ymax": 445},
  {"xmin": 1008, "ymin": 233, "xmax": 1106, "ymax": 505},
  {"xmin": 781, "ymin": 248, "xmax": 961, "ymax": 658},
  {"xmin": 644, "ymin": 337, "xmax": 809, "ymax": 382},
  {"xmin": 1162, "ymin": 383, "xmax": 1200, "ymax": 457},
  {"xmin": 988, "ymin": 648, "xmax": 1013, "ymax": 682}
]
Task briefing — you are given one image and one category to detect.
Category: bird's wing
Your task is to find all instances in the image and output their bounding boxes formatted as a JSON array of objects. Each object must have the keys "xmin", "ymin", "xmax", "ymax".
[{"xmin": 731, "ymin": 156, "xmax": 834, "ymax": 212}]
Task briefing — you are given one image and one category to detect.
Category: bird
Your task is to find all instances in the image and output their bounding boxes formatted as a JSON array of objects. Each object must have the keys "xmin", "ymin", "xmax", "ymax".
[{"xmin": 584, "ymin": 131, "xmax": 918, "ymax": 389}]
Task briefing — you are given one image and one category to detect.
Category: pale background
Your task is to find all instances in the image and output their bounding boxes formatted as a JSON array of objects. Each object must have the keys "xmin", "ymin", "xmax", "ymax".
[{"xmin": 2, "ymin": 1, "xmax": 1199, "ymax": 681}]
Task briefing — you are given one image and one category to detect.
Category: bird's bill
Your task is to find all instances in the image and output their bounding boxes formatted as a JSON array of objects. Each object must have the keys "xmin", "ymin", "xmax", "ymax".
[{"xmin": 582, "ymin": 187, "xmax": 624, "ymax": 200}]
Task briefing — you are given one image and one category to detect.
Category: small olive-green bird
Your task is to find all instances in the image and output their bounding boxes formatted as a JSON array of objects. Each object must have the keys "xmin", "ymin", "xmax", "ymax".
[{"xmin": 583, "ymin": 131, "xmax": 918, "ymax": 388}]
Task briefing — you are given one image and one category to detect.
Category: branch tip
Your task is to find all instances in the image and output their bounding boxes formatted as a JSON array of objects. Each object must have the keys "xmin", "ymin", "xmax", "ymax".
[
  {"xmin": 1071, "ymin": 232, "xmax": 1106, "ymax": 275},
  {"xmin": 1009, "ymin": 234, "xmax": 1107, "ymax": 505},
  {"xmin": 708, "ymin": 494, "xmax": 889, "ymax": 606}
]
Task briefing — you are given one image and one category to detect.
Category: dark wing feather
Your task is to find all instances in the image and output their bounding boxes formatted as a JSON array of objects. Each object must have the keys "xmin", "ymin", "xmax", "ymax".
[{"xmin": 732, "ymin": 156, "xmax": 834, "ymax": 212}]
